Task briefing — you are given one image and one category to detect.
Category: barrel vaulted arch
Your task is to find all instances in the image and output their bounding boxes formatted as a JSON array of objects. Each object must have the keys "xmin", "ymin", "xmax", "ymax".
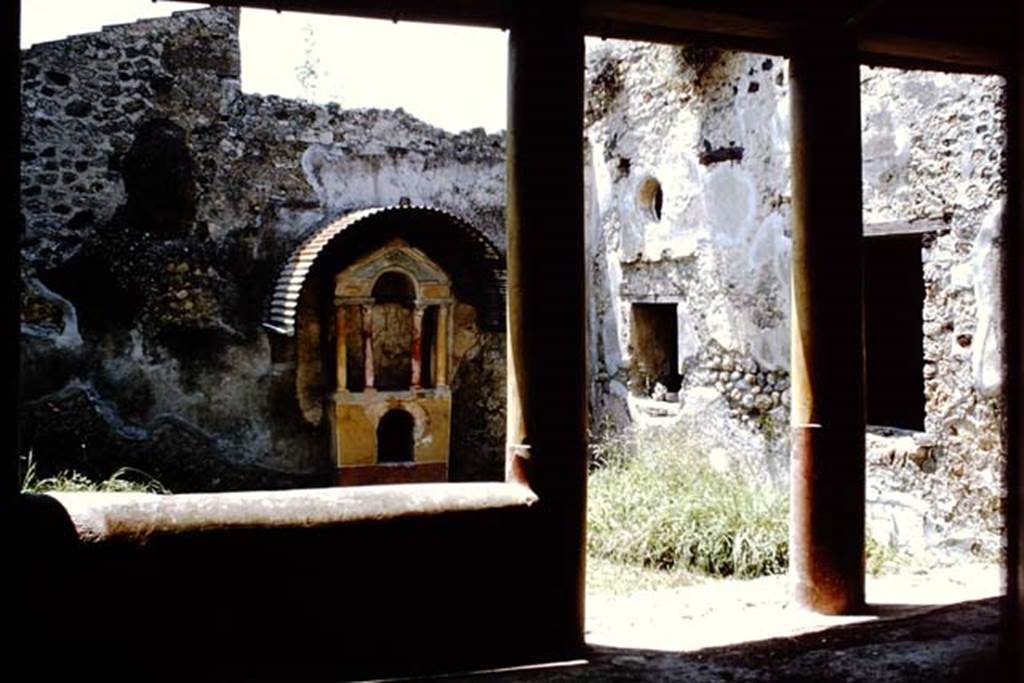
[{"xmin": 264, "ymin": 204, "xmax": 506, "ymax": 337}]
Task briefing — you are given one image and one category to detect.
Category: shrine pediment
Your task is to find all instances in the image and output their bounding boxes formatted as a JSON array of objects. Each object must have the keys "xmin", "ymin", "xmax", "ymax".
[{"xmin": 335, "ymin": 240, "xmax": 451, "ymax": 300}]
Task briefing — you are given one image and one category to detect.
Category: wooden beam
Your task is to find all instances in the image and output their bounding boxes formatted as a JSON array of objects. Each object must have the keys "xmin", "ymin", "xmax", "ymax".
[
  {"xmin": 164, "ymin": 0, "xmax": 511, "ymax": 30},
  {"xmin": 178, "ymin": 0, "xmax": 1007, "ymax": 74},
  {"xmin": 858, "ymin": 33, "xmax": 1004, "ymax": 74},
  {"xmin": 586, "ymin": 0, "xmax": 790, "ymax": 40},
  {"xmin": 863, "ymin": 219, "xmax": 946, "ymax": 237}
]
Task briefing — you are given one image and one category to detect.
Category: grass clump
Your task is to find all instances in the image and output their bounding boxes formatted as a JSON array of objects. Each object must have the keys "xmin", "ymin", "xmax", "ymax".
[
  {"xmin": 587, "ymin": 555, "xmax": 704, "ymax": 595},
  {"xmin": 588, "ymin": 423, "xmax": 788, "ymax": 578},
  {"xmin": 20, "ymin": 455, "xmax": 168, "ymax": 494},
  {"xmin": 865, "ymin": 535, "xmax": 904, "ymax": 575}
]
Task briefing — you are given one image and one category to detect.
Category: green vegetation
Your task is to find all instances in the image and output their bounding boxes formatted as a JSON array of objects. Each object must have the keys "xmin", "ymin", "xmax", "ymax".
[
  {"xmin": 865, "ymin": 534, "xmax": 903, "ymax": 575},
  {"xmin": 586, "ymin": 555, "xmax": 705, "ymax": 595},
  {"xmin": 20, "ymin": 455, "xmax": 168, "ymax": 494},
  {"xmin": 588, "ymin": 423, "xmax": 789, "ymax": 579},
  {"xmin": 587, "ymin": 423, "xmax": 908, "ymax": 589}
]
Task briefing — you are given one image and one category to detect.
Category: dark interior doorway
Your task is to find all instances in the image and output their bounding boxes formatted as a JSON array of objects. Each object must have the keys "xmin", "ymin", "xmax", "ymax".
[
  {"xmin": 864, "ymin": 234, "xmax": 926, "ymax": 430},
  {"xmin": 630, "ymin": 302, "xmax": 680, "ymax": 395},
  {"xmin": 377, "ymin": 409, "xmax": 415, "ymax": 463}
]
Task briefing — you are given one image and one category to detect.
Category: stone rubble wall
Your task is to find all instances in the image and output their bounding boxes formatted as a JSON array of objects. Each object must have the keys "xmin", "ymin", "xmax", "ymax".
[
  {"xmin": 584, "ymin": 40, "xmax": 1006, "ymax": 558},
  {"xmin": 585, "ymin": 43, "xmax": 793, "ymax": 487},
  {"xmin": 861, "ymin": 68, "xmax": 1006, "ymax": 557},
  {"xmin": 21, "ymin": 8, "xmax": 239, "ymax": 272},
  {"xmin": 19, "ymin": 7, "xmax": 507, "ymax": 490},
  {"xmin": 19, "ymin": 6, "xmax": 1008, "ymax": 557}
]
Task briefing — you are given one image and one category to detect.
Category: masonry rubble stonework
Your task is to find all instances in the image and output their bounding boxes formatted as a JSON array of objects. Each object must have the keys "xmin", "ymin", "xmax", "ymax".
[
  {"xmin": 18, "ymin": 8, "xmax": 1007, "ymax": 558},
  {"xmin": 584, "ymin": 40, "xmax": 1006, "ymax": 559},
  {"xmin": 19, "ymin": 7, "xmax": 506, "ymax": 490}
]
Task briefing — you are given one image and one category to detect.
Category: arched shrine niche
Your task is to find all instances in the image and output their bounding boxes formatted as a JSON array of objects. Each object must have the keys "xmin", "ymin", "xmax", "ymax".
[
  {"xmin": 377, "ymin": 409, "xmax": 415, "ymax": 463},
  {"xmin": 330, "ymin": 240, "xmax": 454, "ymax": 485},
  {"xmin": 368, "ymin": 270, "xmax": 416, "ymax": 391},
  {"xmin": 265, "ymin": 204, "xmax": 508, "ymax": 485}
]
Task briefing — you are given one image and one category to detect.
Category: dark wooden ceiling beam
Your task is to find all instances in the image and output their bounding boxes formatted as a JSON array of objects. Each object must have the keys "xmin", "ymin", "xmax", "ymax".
[
  {"xmin": 176, "ymin": 0, "xmax": 512, "ymax": 30},
  {"xmin": 175, "ymin": 0, "xmax": 1006, "ymax": 74}
]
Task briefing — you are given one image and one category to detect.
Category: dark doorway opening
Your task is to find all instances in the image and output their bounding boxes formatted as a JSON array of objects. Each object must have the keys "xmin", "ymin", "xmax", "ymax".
[
  {"xmin": 377, "ymin": 409, "xmax": 415, "ymax": 463},
  {"xmin": 630, "ymin": 302, "xmax": 680, "ymax": 396},
  {"xmin": 864, "ymin": 234, "xmax": 925, "ymax": 431}
]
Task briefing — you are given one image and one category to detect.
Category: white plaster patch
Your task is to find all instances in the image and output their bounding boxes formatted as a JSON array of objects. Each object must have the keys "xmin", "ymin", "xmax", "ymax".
[
  {"xmin": 750, "ymin": 324, "xmax": 788, "ymax": 371},
  {"xmin": 972, "ymin": 199, "xmax": 1004, "ymax": 398},
  {"xmin": 771, "ymin": 95, "xmax": 790, "ymax": 157},
  {"xmin": 301, "ymin": 144, "xmax": 503, "ymax": 217},
  {"xmin": 667, "ymin": 198, "xmax": 704, "ymax": 258},
  {"xmin": 706, "ymin": 298, "xmax": 738, "ymax": 349},
  {"xmin": 748, "ymin": 212, "xmax": 787, "ymax": 271},
  {"xmin": 862, "ymin": 107, "xmax": 897, "ymax": 162},
  {"xmin": 660, "ymin": 157, "xmax": 703, "ymax": 258},
  {"xmin": 593, "ymin": 145, "xmax": 614, "ymax": 214},
  {"xmin": 949, "ymin": 261, "xmax": 973, "ymax": 290},
  {"xmin": 703, "ymin": 166, "xmax": 756, "ymax": 246},
  {"xmin": 677, "ymin": 310, "xmax": 700, "ymax": 369},
  {"xmin": 772, "ymin": 228, "xmax": 792, "ymax": 293},
  {"xmin": 604, "ymin": 251, "xmax": 624, "ymax": 373},
  {"xmin": 618, "ymin": 177, "xmax": 646, "ymax": 263}
]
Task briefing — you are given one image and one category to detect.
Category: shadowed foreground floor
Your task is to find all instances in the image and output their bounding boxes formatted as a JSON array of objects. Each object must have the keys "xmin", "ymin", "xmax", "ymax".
[
  {"xmin": 434, "ymin": 597, "xmax": 1001, "ymax": 681},
  {"xmin": 416, "ymin": 564, "xmax": 1005, "ymax": 682}
]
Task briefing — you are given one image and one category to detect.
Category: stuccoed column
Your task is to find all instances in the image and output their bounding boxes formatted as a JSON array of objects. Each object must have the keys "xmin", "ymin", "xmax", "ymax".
[
  {"xmin": 436, "ymin": 304, "xmax": 449, "ymax": 387},
  {"xmin": 334, "ymin": 306, "xmax": 347, "ymax": 391},
  {"xmin": 788, "ymin": 29, "xmax": 866, "ymax": 615},
  {"xmin": 505, "ymin": 4, "xmax": 587, "ymax": 651},
  {"xmin": 361, "ymin": 304, "xmax": 375, "ymax": 390},
  {"xmin": 411, "ymin": 305, "xmax": 424, "ymax": 389}
]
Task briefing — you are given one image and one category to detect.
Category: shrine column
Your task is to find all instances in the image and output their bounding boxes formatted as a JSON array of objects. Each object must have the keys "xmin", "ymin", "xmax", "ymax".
[
  {"xmin": 361, "ymin": 304, "xmax": 375, "ymax": 390},
  {"xmin": 788, "ymin": 29, "xmax": 866, "ymax": 615},
  {"xmin": 506, "ymin": 6, "xmax": 586, "ymax": 650},
  {"xmin": 334, "ymin": 306, "xmax": 347, "ymax": 391},
  {"xmin": 411, "ymin": 305, "xmax": 425, "ymax": 389},
  {"xmin": 436, "ymin": 304, "xmax": 449, "ymax": 388}
]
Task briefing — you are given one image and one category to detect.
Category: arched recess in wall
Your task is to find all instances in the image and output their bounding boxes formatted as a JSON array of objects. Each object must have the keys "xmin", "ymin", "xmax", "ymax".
[
  {"xmin": 636, "ymin": 176, "xmax": 663, "ymax": 223},
  {"xmin": 264, "ymin": 203, "xmax": 506, "ymax": 426},
  {"xmin": 370, "ymin": 270, "xmax": 418, "ymax": 391},
  {"xmin": 377, "ymin": 409, "xmax": 415, "ymax": 463}
]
